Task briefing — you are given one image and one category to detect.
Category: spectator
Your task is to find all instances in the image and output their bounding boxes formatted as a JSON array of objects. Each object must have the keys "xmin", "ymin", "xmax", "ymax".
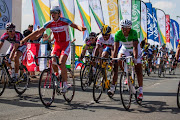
[{"xmin": 23, "ymin": 24, "xmax": 33, "ymax": 37}]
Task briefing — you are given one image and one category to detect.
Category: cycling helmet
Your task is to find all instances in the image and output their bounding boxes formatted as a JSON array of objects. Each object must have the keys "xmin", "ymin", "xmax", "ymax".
[
  {"xmin": 89, "ymin": 32, "xmax": 97, "ymax": 38},
  {"xmin": 101, "ymin": 25, "xmax": 111, "ymax": 35},
  {"xmin": 50, "ymin": 6, "xmax": 61, "ymax": 13},
  {"xmin": 6, "ymin": 22, "xmax": 15, "ymax": 30},
  {"xmin": 162, "ymin": 43, "xmax": 166, "ymax": 47},
  {"xmin": 120, "ymin": 19, "xmax": 132, "ymax": 28}
]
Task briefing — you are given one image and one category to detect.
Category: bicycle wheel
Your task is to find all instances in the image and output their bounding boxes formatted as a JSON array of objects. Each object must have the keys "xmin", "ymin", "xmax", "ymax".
[
  {"xmin": 177, "ymin": 82, "xmax": 180, "ymax": 108},
  {"xmin": 80, "ymin": 65, "xmax": 90, "ymax": 91},
  {"xmin": 119, "ymin": 72, "xmax": 132, "ymax": 110},
  {"xmin": 39, "ymin": 68, "xmax": 55, "ymax": 107},
  {"xmin": 93, "ymin": 68, "xmax": 104, "ymax": 103},
  {"xmin": 158, "ymin": 65, "xmax": 162, "ymax": 77},
  {"xmin": 80, "ymin": 63, "xmax": 85, "ymax": 80},
  {"xmin": 14, "ymin": 65, "xmax": 30, "ymax": 95},
  {"xmin": 0, "ymin": 67, "xmax": 7, "ymax": 96},
  {"xmin": 63, "ymin": 68, "xmax": 75, "ymax": 103}
]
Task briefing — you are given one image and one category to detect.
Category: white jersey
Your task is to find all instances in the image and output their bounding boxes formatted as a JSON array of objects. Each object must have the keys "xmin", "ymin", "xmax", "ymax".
[
  {"xmin": 96, "ymin": 34, "xmax": 114, "ymax": 48},
  {"xmin": 159, "ymin": 47, "xmax": 168, "ymax": 56}
]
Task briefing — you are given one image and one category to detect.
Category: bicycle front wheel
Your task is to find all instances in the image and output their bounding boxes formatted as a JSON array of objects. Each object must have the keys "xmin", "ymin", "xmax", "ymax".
[
  {"xmin": 177, "ymin": 82, "xmax": 180, "ymax": 108},
  {"xmin": 39, "ymin": 68, "xmax": 55, "ymax": 107},
  {"xmin": 14, "ymin": 65, "xmax": 30, "ymax": 95},
  {"xmin": 63, "ymin": 68, "xmax": 75, "ymax": 103},
  {"xmin": 0, "ymin": 67, "xmax": 7, "ymax": 96},
  {"xmin": 119, "ymin": 72, "xmax": 132, "ymax": 110},
  {"xmin": 93, "ymin": 68, "xmax": 104, "ymax": 103}
]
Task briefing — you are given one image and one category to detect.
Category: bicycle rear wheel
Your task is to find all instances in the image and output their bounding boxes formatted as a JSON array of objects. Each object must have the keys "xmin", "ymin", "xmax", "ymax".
[
  {"xmin": 39, "ymin": 68, "xmax": 55, "ymax": 107},
  {"xmin": 80, "ymin": 65, "xmax": 90, "ymax": 91},
  {"xmin": 177, "ymin": 82, "xmax": 180, "ymax": 108},
  {"xmin": 14, "ymin": 64, "xmax": 30, "ymax": 95},
  {"xmin": 93, "ymin": 68, "xmax": 104, "ymax": 103},
  {"xmin": 63, "ymin": 68, "xmax": 75, "ymax": 103},
  {"xmin": 119, "ymin": 72, "xmax": 132, "ymax": 110},
  {"xmin": 0, "ymin": 67, "xmax": 7, "ymax": 96}
]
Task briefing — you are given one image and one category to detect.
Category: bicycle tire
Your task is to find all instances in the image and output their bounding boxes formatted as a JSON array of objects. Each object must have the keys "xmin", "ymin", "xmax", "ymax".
[
  {"xmin": 158, "ymin": 65, "xmax": 162, "ymax": 77},
  {"xmin": 80, "ymin": 65, "xmax": 91, "ymax": 91},
  {"xmin": 80, "ymin": 63, "xmax": 85, "ymax": 80},
  {"xmin": 93, "ymin": 68, "xmax": 104, "ymax": 103},
  {"xmin": 63, "ymin": 68, "xmax": 75, "ymax": 103},
  {"xmin": 39, "ymin": 68, "xmax": 55, "ymax": 107},
  {"xmin": 0, "ymin": 67, "xmax": 7, "ymax": 96},
  {"xmin": 119, "ymin": 72, "xmax": 132, "ymax": 110},
  {"xmin": 14, "ymin": 65, "xmax": 30, "ymax": 95},
  {"xmin": 177, "ymin": 82, "xmax": 180, "ymax": 108}
]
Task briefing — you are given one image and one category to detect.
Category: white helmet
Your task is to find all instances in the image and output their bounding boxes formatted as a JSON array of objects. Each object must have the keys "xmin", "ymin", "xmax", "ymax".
[
  {"xmin": 120, "ymin": 19, "xmax": 132, "ymax": 28},
  {"xmin": 50, "ymin": 6, "xmax": 61, "ymax": 13}
]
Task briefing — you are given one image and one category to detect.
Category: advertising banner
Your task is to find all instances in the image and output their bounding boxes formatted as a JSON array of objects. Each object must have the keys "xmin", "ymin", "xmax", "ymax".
[
  {"xmin": 140, "ymin": 1, "xmax": 147, "ymax": 42},
  {"xmin": 152, "ymin": 8, "xmax": 159, "ymax": 45},
  {"xmin": 166, "ymin": 15, "xmax": 170, "ymax": 48}
]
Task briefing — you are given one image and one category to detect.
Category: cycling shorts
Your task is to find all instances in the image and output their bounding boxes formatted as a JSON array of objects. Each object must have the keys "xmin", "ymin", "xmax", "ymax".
[
  {"xmin": 103, "ymin": 47, "xmax": 111, "ymax": 56},
  {"xmin": 51, "ymin": 41, "xmax": 70, "ymax": 57}
]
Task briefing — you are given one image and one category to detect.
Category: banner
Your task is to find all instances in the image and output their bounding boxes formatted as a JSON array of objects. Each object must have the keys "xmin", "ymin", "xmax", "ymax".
[
  {"xmin": 118, "ymin": 0, "xmax": 131, "ymax": 21},
  {"xmin": 171, "ymin": 19, "xmax": 179, "ymax": 51},
  {"xmin": 26, "ymin": 43, "xmax": 40, "ymax": 72},
  {"xmin": 157, "ymin": 9, "xmax": 166, "ymax": 45},
  {"xmin": 170, "ymin": 20, "xmax": 174, "ymax": 50},
  {"xmin": 31, "ymin": 0, "xmax": 50, "ymax": 34},
  {"xmin": 89, "ymin": 0, "xmax": 105, "ymax": 29},
  {"xmin": 140, "ymin": 1, "xmax": 147, "ymax": 42},
  {"xmin": 107, "ymin": 0, "xmax": 119, "ymax": 34},
  {"xmin": 0, "ymin": 0, "xmax": 12, "ymax": 29},
  {"xmin": 166, "ymin": 15, "xmax": 170, "ymax": 48},
  {"xmin": 152, "ymin": 8, "xmax": 159, "ymax": 45},
  {"xmin": 76, "ymin": 0, "xmax": 91, "ymax": 40},
  {"xmin": 59, "ymin": 0, "xmax": 75, "ymax": 41},
  {"xmin": 132, "ymin": 0, "xmax": 141, "ymax": 39},
  {"xmin": 146, "ymin": 3, "xmax": 154, "ymax": 45},
  {"xmin": 177, "ymin": 17, "xmax": 180, "ymax": 38}
]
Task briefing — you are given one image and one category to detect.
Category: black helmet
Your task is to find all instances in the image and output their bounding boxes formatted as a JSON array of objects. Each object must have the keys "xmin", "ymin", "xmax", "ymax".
[
  {"xmin": 89, "ymin": 32, "xmax": 97, "ymax": 38},
  {"xmin": 50, "ymin": 6, "xmax": 61, "ymax": 14},
  {"xmin": 6, "ymin": 22, "xmax": 15, "ymax": 30}
]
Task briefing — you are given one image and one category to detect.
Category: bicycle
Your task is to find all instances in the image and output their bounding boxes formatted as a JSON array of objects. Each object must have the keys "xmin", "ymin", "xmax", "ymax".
[
  {"xmin": 93, "ymin": 57, "xmax": 115, "ymax": 102},
  {"xmin": 177, "ymin": 81, "xmax": 180, "ymax": 108},
  {"xmin": 80, "ymin": 55, "xmax": 96, "ymax": 91},
  {"xmin": 35, "ymin": 55, "xmax": 75, "ymax": 107},
  {"xmin": 142, "ymin": 55, "xmax": 150, "ymax": 76},
  {"xmin": 113, "ymin": 56, "xmax": 141, "ymax": 110},
  {"xmin": 0, "ymin": 54, "xmax": 30, "ymax": 96}
]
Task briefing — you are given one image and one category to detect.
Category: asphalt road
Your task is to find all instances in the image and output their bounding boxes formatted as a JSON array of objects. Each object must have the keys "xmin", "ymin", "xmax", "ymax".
[{"xmin": 0, "ymin": 68, "xmax": 180, "ymax": 120}]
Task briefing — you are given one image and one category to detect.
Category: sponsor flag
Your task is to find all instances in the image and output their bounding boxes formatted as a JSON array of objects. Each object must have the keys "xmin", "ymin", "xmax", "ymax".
[
  {"xmin": 171, "ymin": 19, "xmax": 179, "ymax": 51},
  {"xmin": 166, "ymin": 15, "xmax": 170, "ymax": 49},
  {"xmin": 170, "ymin": 19, "xmax": 174, "ymax": 50},
  {"xmin": 89, "ymin": 0, "xmax": 105, "ymax": 29},
  {"xmin": 107, "ymin": 0, "xmax": 119, "ymax": 34},
  {"xmin": 146, "ymin": 3, "xmax": 154, "ymax": 45},
  {"xmin": 118, "ymin": 0, "xmax": 131, "ymax": 21},
  {"xmin": 152, "ymin": 8, "xmax": 159, "ymax": 45},
  {"xmin": 156, "ymin": 9, "xmax": 166, "ymax": 45},
  {"xmin": 140, "ymin": 1, "xmax": 147, "ymax": 42},
  {"xmin": 132, "ymin": 0, "xmax": 141, "ymax": 39},
  {"xmin": 76, "ymin": 0, "xmax": 91, "ymax": 40},
  {"xmin": 31, "ymin": 0, "xmax": 50, "ymax": 34}
]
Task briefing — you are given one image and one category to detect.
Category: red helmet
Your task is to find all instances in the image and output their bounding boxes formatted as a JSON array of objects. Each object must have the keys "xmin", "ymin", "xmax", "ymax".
[{"xmin": 6, "ymin": 22, "xmax": 16, "ymax": 30}]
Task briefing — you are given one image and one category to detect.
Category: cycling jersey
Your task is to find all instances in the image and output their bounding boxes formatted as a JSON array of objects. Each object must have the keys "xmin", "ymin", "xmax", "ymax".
[
  {"xmin": 82, "ymin": 38, "xmax": 96, "ymax": 54},
  {"xmin": 96, "ymin": 34, "xmax": 114, "ymax": 48},
  {"xmin": 115, "ymin": 29, "xmax": 141, "ymax": 63},
  {"xmin": 114, "ymin": 29, "xmax": 138, "ymax": 49},
  {"xmin": 159, "ymin": 47, "xmax": 168, "ymax": 56},
  {"xmin": 142, "ymin": 48, "xmax": 153, "ymax": 58},
  {"xmin": 43, "ymin": 17, "xmax": 72, "ymax": 44},
  {"xmin": 0, "ymin": 31, "xmax": 23, "ymax": 44}
]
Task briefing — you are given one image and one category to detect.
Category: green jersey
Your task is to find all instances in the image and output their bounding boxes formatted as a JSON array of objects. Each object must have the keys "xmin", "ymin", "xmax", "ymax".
[{"xmin": 115, "ymin": 29, "xmax": 138, "ymax": 49}]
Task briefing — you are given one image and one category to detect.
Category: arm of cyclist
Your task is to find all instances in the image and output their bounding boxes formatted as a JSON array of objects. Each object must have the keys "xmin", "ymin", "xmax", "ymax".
[
  {"xmin": 0, "ymin": 42, "xmax": 3, "ymax": 50},
  {"xmin": 70, "ymin": 23, "xmax": 86, "ymax": 31},
  {"xmin": 93, "ymin": 44, "xmax": 101, "ymax": 57},
  {"xmin": 9, "ymin": 43, "xmax": 19, "ymax": 61},
  {"xmin": 133, "ymin": 41, "xmax": 138, "ymax": 59},
  {"xmin": 112, "ymin": 42, "xmax": 119, "ymax": 58},
  {"xmin": 78, "ymin": 45, "xmax": 88, "ymax": 61},
  {"xmin": 20, "ymin": 27, "xmax": 45, "ymax": 45}
]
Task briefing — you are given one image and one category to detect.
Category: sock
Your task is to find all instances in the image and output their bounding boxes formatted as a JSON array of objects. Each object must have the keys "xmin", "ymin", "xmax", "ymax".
[{"xmin": 139, "ymin": 87, "xmax": 143, "ymax": 94}]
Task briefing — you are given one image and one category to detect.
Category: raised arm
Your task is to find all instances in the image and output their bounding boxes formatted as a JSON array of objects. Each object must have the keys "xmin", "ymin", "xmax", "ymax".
[{"xmin": 70, "ymin": 23, "xmax": 86, "ymax": 31}]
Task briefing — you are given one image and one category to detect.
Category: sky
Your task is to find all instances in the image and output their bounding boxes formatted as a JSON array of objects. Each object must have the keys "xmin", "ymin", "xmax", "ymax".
[{"xmin": 22, "ymin": 0, "xmax": 180, "ymax": 45}]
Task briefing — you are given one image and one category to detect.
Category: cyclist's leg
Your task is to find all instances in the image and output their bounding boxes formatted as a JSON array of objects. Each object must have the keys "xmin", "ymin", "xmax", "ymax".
[{"xmin": 51, "ymin": 45, "xmax": 60, "ymax": 75}]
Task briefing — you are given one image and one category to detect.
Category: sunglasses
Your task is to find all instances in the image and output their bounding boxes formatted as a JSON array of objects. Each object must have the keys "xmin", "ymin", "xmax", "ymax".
[
  {"xmin": 50, "ymin": 11, "xmax": 59, "ymax": 14},
  {"xmin": 122, "ymin": 26, "xmax": 131, "ymax": 29},
  {"xmin": 102, "ymin": 34, "xmax": 109, "ymax": 36},
  {"xmin": 89, "ymin": 37, "xmax": 95, "ymax": 39},
  {"xmin": 7, "ymin": 29, "xmax": 15, "ymax": 32}
]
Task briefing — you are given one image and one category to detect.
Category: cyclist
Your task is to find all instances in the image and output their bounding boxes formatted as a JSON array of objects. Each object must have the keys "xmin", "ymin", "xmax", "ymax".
[
  {"xmin": 111, "ymin": 19, "xmax": 143, "ymax": 100},
  {"xmin": 20, "ymin": 6, "xmax": 86, "ymax": 93},
  {"xmin": 158, "ymin": 44, "xmax": 168, "ymax": 58},
  {"xmin": 78, "ymin": 32, "xmax": 97, "ymax": 61},
  {"xmin": 93, "ymin": 25, "xmax": 114, "ymax": 58},
  {"xmin": 142, "ymin": 45, "xmax": 153, "ymax": 73},
  {"xmin": 0, "ymin": 22, "xmax": 25, "ymax": 82}
]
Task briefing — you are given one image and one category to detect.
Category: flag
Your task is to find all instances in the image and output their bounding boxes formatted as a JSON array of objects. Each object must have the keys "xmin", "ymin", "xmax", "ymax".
[
  {"xmin": 152, "ymin": 8, "xmax": 159, "ymax": 45},
  {"xmin": 140, "ymin": 1, "xmax": 147, "ymax": 42}
]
